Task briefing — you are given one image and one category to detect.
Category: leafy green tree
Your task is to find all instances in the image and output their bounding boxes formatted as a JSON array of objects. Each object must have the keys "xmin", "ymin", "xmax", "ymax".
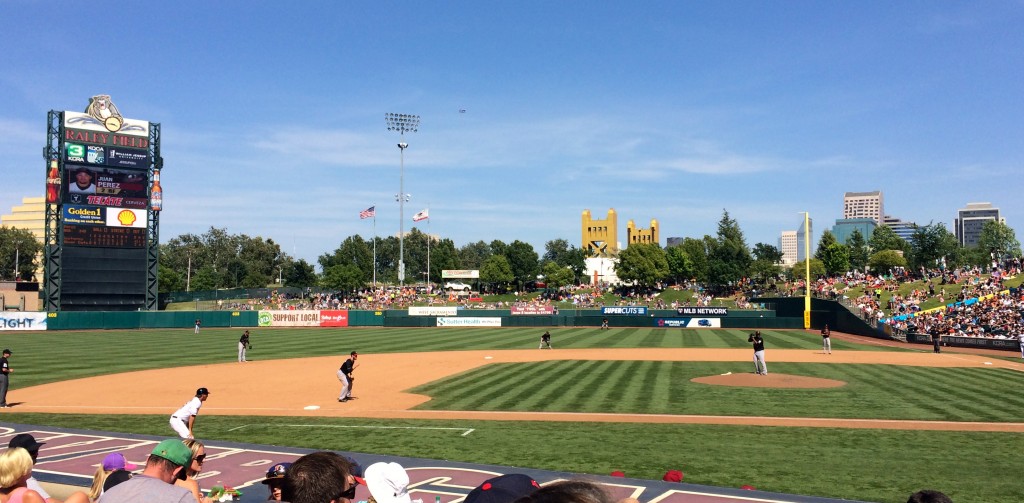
[
  {"xmin": 160, "ymin": 227, "xmax": 288, "ymax": 289},
  {"xmin": 479, "ymin": 255, "xmax": 514, "ymax": 289},
  {"xmin": 505, "ymin": 240, "xmax": 540, "ymax": 285},
  {"xmin": 189, "ymin": 266, "xmax": 219, "ymax": 291},
  {"xmin": 615, "ymin": 243, "xmax": 669, "ymax": 287},
  {"xmin": 283, "ymin": 259, "xmax": 318, "ymax": 287},
  {"xmin": 541, "ymin": 261, "xmax": 575, "ymax": 289},
  {"xmin": 790, "ymin": 258, "xmax": 825, "ymax": 280},
  {"xmin": 0, "ymin": 226, "xmax": 41, "ymax": 281},
  {"xmin": 818, "ymin": 242, "xmax": 851, "ymax": 276},
  {"xmin": 320, "ymin": 264, "xmax": 364, "ymax": 291},
  {"xmin": 749, "ymin": 243, "xmax": 783, "ymax": 285},
  {"xmin": 869, "ymin": 225, "xmax": 909, "ymax": 254},
  {"xmin": 706, "ymin": 210, "xmax": 752, "ymax": 290},
  {"xmin": 977, "ymin": 220, "xmax": 1021, "ymax": 257},
  {"xmin": 814, "ymin": 230, "xmax": 839, "ymax": 259},
  {"xmin": 665, "ymin": 245, "xmax": 693, "ymax": 284},
  {"xmin": 320, "ymin": 235, "xmax": 374, "ymax": 284},
  {"xmin": 908, "ymin": 223, "xmax": 959, "ymax": 271},
  {"xmin": 846, "ymin": 229, "xmax": 869, "ymax": 272},
  {"xmin": 543, "ymin": 239, "xmax": 587, "ymax": 283},
  {"xmin": 157, "ymin": 264, "xmax": 185, "ymax": 293},
  {"xmin": 678, "ymin": 237, "xmax": 710, "ymax": 283},
  {"xmin": 868, "ymin": 250, "xmax": 908, "ymax": 273},
  {"xmin": 458, "ymin": 241, "xmax": 491, "ymax": 269}
]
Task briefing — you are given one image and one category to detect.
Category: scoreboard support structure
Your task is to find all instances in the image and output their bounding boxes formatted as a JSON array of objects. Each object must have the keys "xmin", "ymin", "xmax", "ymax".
[{"xmin": 42, "ymin": 109, "xmax": 163, "ymax": 312}]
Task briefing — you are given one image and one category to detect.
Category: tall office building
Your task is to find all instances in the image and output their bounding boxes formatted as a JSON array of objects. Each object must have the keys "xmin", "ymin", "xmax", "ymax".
[
  {"xmin": 955, "ymin": 202, "xmax": 1001, "ymax": 247},
  {"xmin": 883, "ymin": 215, "xmax": 917, "ymax": 242},
  {"xmin": 843, "ymin": 190, "xmax": 884, "ymax": 225},
  {"xmin": 831, "ymin": 218, "xmax": 877, "ymax": 245},
  {"xmin": 796, "ymin": 217, "xmax": 814, "ymax": 262},
  {"xmin": 779, "ymin": 230, "xmax": 797, "ymax": 266}
]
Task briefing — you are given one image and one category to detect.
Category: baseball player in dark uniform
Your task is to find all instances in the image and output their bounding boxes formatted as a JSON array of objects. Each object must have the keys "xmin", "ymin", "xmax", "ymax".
[
  {"xmin": 238, "ymin": 330, "xmax": 251, "ymax": 362},
  {"xmin": 821, "ymin": 324, "xmax": 832, "ymax": 354},
  {"xmin": 748, "ymin": 331, "xmax": 767, "ymax": 375},
  {"xmin": 539, "ymin": 331, "xmax": 552, "ymax": 349},
  {"xmin": 0, "ymin": 349, "xmax": 12, "ymax": 407},
  {"xmin": 337, "ymin": 351, "xmax": 358, "ymax": 402}
]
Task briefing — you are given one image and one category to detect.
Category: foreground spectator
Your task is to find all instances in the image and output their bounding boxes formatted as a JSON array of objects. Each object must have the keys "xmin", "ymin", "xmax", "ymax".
[
  {"xmin": 513, "ymin": 480, "xmax": 613, "ymax": 503},
  {"xmin": 98, "ymin": 439, "xmax": 194, "ymax": 503},
  {"xmin": 7, "ymin": 434, "xmax": 56, "ymax": 503},
  {"xmin": 907, "ymin": 490, "xmax": 953, "ymax": 503},
  {"xmin": 465, "ymin": 474, "xmax": 540, "ymax": 503},
  {"xmin": 364, "ymin": 462, "xmax": 411, "ymax": 503},
  {"xmin": 0, "ymin": 447, "xmax": 46, "ymax": 503},
  {"xmin": 282, "ymin": 451, "xmax": 353, "ymax": 503},
  {"xmin": 261, "ymin": 462, "xmax": 291, "ymax": 501}
]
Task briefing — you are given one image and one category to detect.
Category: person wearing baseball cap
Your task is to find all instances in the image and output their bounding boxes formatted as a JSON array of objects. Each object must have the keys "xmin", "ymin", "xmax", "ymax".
[
  {"xmin": 465, "ymin": 474, "xmax": 540, "ymax": 503},
  {"xmin": 169, "ymin": 388, "xmax": 210, "ymax": 439},
  {"xmin": 70, "ymin": 166, "xmax": 95, "ymax": 194},
  {"xmin": 1, "ymin": 348, "xmax": 13, "ymax": 408},
  {"xmin": 7, "ymin": 433, "xmax": 56, "ymax": 503},
  {"xmin": 261, "ymin": 461, "xmax": 292, "ymax": 501},
  {"xmin": 97, "ymin": 439, "xmax": 193, "ymax": 503}
]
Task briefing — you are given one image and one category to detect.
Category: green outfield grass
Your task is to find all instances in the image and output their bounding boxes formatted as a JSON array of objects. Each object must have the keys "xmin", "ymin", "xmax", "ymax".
[{"xmin": 0, "ymin": 327, "xmax": 1020, "ymax": 503}]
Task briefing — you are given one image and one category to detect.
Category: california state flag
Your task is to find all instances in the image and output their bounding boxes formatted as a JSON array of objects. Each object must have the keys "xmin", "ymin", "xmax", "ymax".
[{"xmin": 413, "ymin": 209, "xmax": 429, "ymax": 222}]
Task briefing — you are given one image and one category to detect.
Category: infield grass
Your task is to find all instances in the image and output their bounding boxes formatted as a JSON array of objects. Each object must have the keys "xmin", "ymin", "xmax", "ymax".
[{"xmin": 1, "ymin": 327, "xmax": 1021, "ymax": 503}]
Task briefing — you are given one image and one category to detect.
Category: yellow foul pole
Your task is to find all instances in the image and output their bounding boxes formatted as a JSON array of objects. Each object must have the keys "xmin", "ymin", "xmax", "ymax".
[{"xmin": 803, "ymin": 211, "xmax": 811, "ymax": 329}]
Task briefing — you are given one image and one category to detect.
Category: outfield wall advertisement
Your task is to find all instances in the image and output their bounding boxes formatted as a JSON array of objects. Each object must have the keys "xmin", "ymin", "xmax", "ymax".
[
  {"xmin": 437, "ymin": 317, "xmax": 502, "ymax": 327},
  {"xmin": 0, "ymin": 313, "xmax": 48, "ymax": 331},
  {"xmin": 656, "ymin": 318, "xmax": 721, "ymax": 328},
  {"xmin": 258, "ymin": 310, "xmax": 350, "ymax": 327},
  {"xmin": 409, "ymin": 307, "xmax": 458, "ymax": 316}
]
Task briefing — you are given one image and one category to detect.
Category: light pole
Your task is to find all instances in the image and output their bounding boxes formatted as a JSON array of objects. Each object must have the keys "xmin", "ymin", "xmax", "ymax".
[{"xmin": 386, "ymin": 113, "xmax": 420, "ymax": 286}]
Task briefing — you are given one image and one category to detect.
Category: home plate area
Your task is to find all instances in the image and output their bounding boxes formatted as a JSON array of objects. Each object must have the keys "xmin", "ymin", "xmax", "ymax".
[{"xmin": 2, "ymin": 424, "xmax": 863, "ymax": 503}]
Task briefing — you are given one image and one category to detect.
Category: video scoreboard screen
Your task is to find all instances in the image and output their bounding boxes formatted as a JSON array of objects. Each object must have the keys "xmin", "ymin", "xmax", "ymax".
[{"xmin": 54, "ymin": 108, "xmax": 155, "ymax": 311}]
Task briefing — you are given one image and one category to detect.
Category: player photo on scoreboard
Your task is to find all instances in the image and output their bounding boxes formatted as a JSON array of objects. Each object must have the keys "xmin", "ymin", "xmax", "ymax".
[{"xmin": 65, "ymin": 164, "xmax": 149, "ymax": 208}]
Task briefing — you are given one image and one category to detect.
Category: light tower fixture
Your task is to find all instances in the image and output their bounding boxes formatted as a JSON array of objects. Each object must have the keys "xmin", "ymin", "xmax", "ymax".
[{"xmin": 385, "ymin": 113, "xmax": 420, "ymax": 286}]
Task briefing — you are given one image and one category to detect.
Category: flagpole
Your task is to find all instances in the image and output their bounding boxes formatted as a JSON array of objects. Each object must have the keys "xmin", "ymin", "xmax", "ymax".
[
  {"xmin": 426, "ymin": 204, "xmax": 431, "ymax": 289},
  {"xmin": 373, "ymin": 207, "xmax": 377, "ymax": 288}
]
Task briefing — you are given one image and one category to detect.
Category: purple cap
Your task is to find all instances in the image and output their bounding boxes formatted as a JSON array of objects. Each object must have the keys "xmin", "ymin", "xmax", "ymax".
[{"xmin": 102, "ymin": 453, "xmax": 138, "ymax": 471}]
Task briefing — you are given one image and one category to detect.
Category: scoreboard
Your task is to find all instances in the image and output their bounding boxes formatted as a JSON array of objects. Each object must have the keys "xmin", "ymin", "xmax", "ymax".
[{"xmin": 52, "ymin": 108, "xmax": 156, "ymax": 311}]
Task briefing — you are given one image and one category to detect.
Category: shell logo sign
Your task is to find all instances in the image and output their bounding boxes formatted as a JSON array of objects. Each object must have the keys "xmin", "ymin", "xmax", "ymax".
[{"xmin": 106, "ymin": 208, "xmax": 147, "ymax": 228}]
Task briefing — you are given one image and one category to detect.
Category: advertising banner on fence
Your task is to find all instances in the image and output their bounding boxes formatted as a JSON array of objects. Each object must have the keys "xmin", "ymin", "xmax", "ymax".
[
  {"xmin": 258, "ymin": 310, "xmax": 321, "ymax": 327},
  {"xmin": 511, "ymin": 305, "xmax": 555, "ymax": 315},
  {"xmin": 437, "ymin": 317, "xmax": 502, "ymax": 327},
  {"xmin": 655, "ymin": 318, "xmax": 721, "ymax": 328},
  {"xmin": 320, "ymin": 310, "xmax": 349, "ymax": 327},
  {"xmin": 409, "ymin": 306, "xmax": 458, "ymax": 317},
  {"xmin": 0, "ymin": 313, "xmax": 48, "ymax": 331},
  {"xmin": 676, "ymin": 307, "xmax": 729, "ymax": 317},
  {"xmin": 602, "ymin": 306, "xmax": 648, "ymax": 316}
]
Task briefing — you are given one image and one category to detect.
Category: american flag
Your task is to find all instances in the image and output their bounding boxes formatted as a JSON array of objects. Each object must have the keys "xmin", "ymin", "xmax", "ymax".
[{"xmin": 359, "ymin": 206, "xmax": 375, "ymax": 219}]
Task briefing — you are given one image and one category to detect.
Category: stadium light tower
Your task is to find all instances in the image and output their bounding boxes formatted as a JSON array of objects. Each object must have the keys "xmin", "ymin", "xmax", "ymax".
[{"xmin": 385, "ymin": 113, "xmax": 420, "ymax": 286}]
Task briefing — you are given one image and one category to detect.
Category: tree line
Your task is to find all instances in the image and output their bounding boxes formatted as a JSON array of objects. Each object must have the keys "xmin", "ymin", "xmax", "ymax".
[{"xmin": 2, "ymin": 208, "xmax": 1018, "ymax": 293}]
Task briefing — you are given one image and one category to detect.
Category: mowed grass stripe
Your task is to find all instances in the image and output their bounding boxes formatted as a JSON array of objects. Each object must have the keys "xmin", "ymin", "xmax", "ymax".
[{"xmin": 412, "ymin": 361, "xmax": 1024, "ymax": 422}]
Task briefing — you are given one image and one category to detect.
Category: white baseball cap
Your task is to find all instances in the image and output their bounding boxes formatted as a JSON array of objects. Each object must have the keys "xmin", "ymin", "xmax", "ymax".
[{"xmin": 364, "ymin": 462, "xmax": 412, "ymax": 503}]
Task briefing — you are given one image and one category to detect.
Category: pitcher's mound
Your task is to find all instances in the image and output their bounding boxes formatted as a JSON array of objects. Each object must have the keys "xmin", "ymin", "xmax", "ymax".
[{"xmin": 692, "ymin": 373, "xmax": 846, "ymax": 388}]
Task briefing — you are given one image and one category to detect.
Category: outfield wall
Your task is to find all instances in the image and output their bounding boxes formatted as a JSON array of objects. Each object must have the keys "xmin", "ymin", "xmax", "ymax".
[{"xmin": 31, "ymin": 307, "xmax": 802, "ymax": 330}]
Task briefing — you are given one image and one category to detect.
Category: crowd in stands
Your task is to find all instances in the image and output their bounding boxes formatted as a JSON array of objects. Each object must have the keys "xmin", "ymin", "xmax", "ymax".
[{"xmin": 0, "ymin": 432, "xmax": 955, "ymax": 503}]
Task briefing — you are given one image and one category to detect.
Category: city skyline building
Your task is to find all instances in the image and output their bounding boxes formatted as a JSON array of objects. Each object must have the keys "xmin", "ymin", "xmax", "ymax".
[
  {"xmin": 955, "ymin": 202, "xmax": 1001, "ymax": 248},
  {"xmin": 883, "ymin": 215, "xmax": 917, "ymax": 242},
  {"xmin": 797, "ymin": 217, "xmax": 814, "ymax": 262},
  {"xmin": 831, "ymin": 218, "xmax": 877, "ymax": 246},
  {"xmin": 843, "ymin": 190, "xmax": 884, "ymax": 225},
  {"xmin": 779, "ymin": 230, "xmax": 797, "ymax": 266}
]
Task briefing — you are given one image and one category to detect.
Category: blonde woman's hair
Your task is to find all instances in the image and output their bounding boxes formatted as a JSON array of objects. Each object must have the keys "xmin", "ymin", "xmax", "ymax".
[
  {"xmin": 87, "ymin": 464, "xmax": 112, "ymax": 500},
  {"xmin": 0, "ymin": 448, "xmax": 34, "ymax": 489},
  {"xmin": 182, "ymin": 438, "xmax": 205, "ymax": 477}
]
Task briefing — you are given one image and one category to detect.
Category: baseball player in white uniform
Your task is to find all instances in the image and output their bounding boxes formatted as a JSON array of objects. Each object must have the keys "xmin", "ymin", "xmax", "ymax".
[
  {"xmin": 1018, "ymin": 332, "xmax": 1024, "ymax": 359},
  {"xmin": 170, "ymin": 387, "xmax": 210, "ymax": 439}
]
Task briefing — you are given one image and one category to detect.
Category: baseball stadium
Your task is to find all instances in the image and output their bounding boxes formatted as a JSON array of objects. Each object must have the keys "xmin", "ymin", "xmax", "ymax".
[{"xmin": 2, "ymin": 302, "xmax": 1023, "ymax": 503}]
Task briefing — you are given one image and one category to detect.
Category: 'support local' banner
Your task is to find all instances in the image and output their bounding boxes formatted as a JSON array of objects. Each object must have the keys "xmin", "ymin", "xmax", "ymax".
[
  {"xmin": 0, "ymin": 313, "xmax": 48, "ymax": 331},
  {"xmin": 258, "ymin": 310, "xmax": 321, "ymax": 327},
  {"xmin": 437, "ymin": 317, "xmax": 502, "ymax": 327},
  {"xmin": 409, "ymin": 306, "xmax": 458, "ymax": 316},
  {"xmin": 320, "ymin": 310, "xmax": 349, "ymax": 327}
]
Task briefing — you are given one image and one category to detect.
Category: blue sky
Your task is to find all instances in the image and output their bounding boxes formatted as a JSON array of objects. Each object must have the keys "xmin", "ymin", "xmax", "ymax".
[{"xmin": 3, "ymin": 2, "xmax": 1023, "ymax": 267}]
